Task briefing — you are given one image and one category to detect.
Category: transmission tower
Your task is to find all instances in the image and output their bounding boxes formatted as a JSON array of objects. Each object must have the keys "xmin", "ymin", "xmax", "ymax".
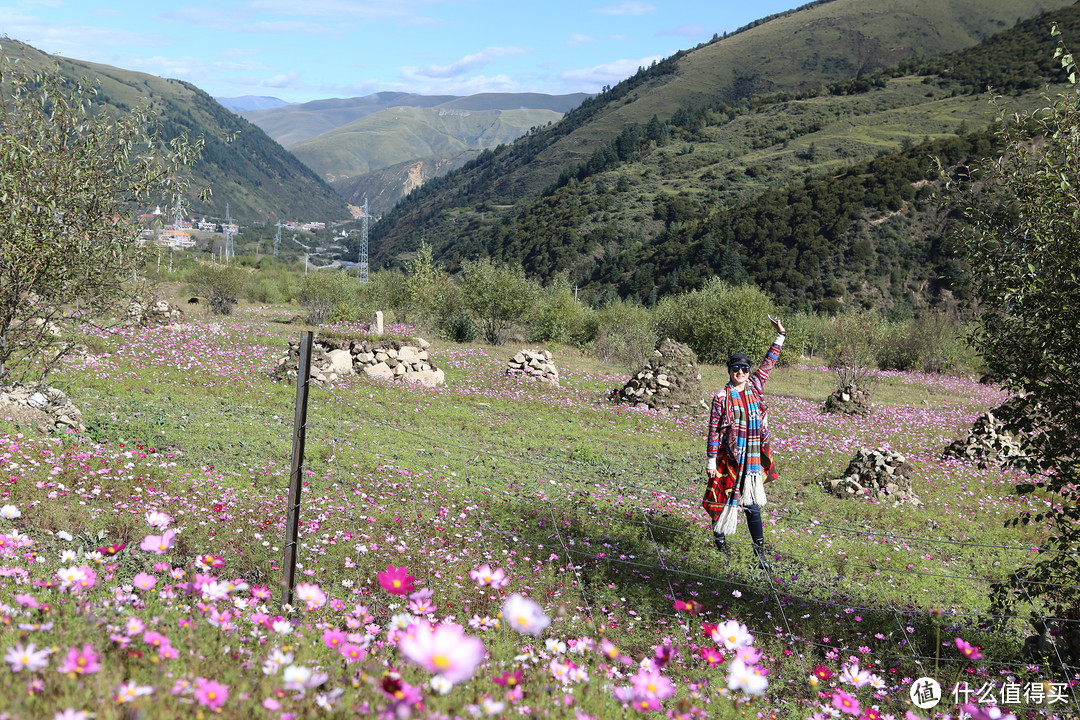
[
  {"xmin": 273, "ymin": 222, "xmax": 282, "ymax": 258},
  {"xmin": 357, "ymin": 197, "xmax": 369, "ymax": 284}
]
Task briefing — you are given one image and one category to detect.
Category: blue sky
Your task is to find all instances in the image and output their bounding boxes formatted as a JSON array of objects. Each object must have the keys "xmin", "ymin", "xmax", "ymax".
[{"xmin": 1, "ymin": 1, "xmax": 803, "ymax": 103}]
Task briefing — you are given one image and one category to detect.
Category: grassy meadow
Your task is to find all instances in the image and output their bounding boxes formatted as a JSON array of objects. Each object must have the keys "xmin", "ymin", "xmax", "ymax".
[{"xmin": 0, "ymin": 300, "xmax": 1074, "ymax": 720}]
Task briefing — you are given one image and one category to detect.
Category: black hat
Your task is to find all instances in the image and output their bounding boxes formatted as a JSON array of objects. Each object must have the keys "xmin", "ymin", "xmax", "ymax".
[{"xmin": 727, "ymin": 353, "xmax": 752, "ymax": 369}]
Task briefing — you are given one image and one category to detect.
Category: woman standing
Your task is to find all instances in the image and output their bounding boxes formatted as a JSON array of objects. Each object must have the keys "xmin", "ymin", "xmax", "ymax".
[{"xmin": 703, "ymin": 316, "xmax": 786, "ymax": 570}]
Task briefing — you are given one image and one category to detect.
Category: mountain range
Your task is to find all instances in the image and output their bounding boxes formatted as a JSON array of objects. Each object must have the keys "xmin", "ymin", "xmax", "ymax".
[{"xmin": 3, "ymin": 0, "xmax": 1077, "ymax": 314}]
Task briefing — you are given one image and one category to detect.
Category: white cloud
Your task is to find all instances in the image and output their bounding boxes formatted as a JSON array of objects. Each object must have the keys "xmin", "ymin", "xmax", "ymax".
[
  {"xmin": 559, "ymin": 53, "xmax": 665, "ymax": 89},
  {"xmin": 567, "ymin": 33, "xmax": 594, "ymax": 47},
  {"xmin": 592, "ymin": 1, "xmax": 655, "ymax": 16},
  {"xmin": 403, "ymin": 46, "xmax": 526, "ymax": 80}
]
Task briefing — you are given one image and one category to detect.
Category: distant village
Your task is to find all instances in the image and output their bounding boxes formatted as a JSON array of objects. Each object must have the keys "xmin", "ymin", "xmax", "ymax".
[{"xmin": 135, "ymin": 205, "xmax": 328, "ymax": 252}]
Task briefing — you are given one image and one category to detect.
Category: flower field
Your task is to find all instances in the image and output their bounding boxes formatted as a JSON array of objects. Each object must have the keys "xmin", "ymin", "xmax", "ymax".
[{"xmin": 0, "ymin": 311, "xmax": 1075, "ymax": 719}]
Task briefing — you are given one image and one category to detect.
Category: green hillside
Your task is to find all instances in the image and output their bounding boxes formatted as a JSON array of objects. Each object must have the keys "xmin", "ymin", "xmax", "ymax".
[
  {"xmin": 1, "ymin": 39, "xmax": 348, "ymax": 223},
  {"xmin": 369, "ymin": 0, "xmax": 1074, "ymax": 257},
  {"xmin": 291, "ymin": 106, "xmax": 565, "ymax": 183}
]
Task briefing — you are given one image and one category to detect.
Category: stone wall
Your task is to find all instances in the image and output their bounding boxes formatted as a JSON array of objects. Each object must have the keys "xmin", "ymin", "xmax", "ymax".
[
  {"xmin": 273, "ymin": 336, "xmax": 444, "ymax": 387},
  {"xmin": 506, "ymin": 349, "xmax": 559, "ymax": 384},
  {"xmin": 127, "ymin": 298, "xmax": 184, "ymax": 324}
]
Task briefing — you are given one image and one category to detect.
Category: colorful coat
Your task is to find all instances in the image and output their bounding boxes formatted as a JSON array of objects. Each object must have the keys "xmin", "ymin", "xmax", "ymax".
[{"xmin": 702, "ymin": 339, "xmax": 783, "ymax": 522}]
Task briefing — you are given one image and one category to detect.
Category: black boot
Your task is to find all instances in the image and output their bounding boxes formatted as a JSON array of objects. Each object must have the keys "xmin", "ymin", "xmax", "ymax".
[
  {"xmin": 713, "ymin": 532, "xmax": 731, "ymax": 558},
  {"xmin": 753, "ymin": 541, "xmax": 771, "ymax": 572}
]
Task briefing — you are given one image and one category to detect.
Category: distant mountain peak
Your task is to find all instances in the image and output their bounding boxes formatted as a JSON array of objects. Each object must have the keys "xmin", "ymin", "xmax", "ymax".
[{"xmin": 216, "ymin": 95, "xmax": 292, "ymax": 112}]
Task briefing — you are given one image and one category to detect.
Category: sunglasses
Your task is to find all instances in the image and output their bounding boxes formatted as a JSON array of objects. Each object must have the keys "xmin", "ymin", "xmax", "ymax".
[{"xmin": 729, "ymin": 365, "xmax": 750, "ymax": 372}]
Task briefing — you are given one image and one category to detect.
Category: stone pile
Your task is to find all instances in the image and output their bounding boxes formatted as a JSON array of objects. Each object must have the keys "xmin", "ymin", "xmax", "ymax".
[
  {"xmin": 823, "ymin": 384, "xmax": 873, "ymax": 415},
  {"xmin": 613, "ymin": 339, "xmax": 704, "ymax": 413},
  {"xmin": 273, "ymin": 336, "xmax": 444, "ymax": 387},
  {"xmin": 0, "ymin": 383, "xmax": 85, "ymax": 433},
  {"xmin": 943, "ymin": 402, "xmax": 1029, "ymax": 468},
  {"xmin": 827, "ymin": 447, "xmax": 920, "ymax": 506},
  {"xmin": 506, "ymin": 349, "xmax": 559, "ymax": 384},
  {"xmin": 127, "ymin": 298, "xmax": 184, "ymax": 324}
]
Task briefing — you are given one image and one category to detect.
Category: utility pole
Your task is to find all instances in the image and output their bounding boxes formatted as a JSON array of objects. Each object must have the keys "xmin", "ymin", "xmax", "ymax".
[{"xmin": 281, "ymin": 331, "xmax": 313, "ymax": 610}]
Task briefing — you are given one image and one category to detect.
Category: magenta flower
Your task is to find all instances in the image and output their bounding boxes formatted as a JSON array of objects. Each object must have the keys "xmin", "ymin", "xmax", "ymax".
[
  {"xmin": 397, "ymin": 619, "xmax": 486, "ymax": 685},
  {"xmin": 377, "ymin": 565, "xmax": 415, "ymax": 595},
  {"xmin": 193, "ymin": 676, "xmax": 229, "ymax": 711},
  {"xmin": 955, "ymin": 637, "xmax": 984, "ymax": 661},
  {"xmin": 58, "ymin": 644, "xmax": 101, "ymax": 676},
  {"xmin": 339, "ymin": 643, "xmax": 366, "ymax": 664},
  {"xmin": 143, "ymin": 631, "xmax": 170, "ymax": 650},
  {"xmin": 831, "ymin": 689, "xmax": 862, "ymax": 716},
  {"xmin": 132, "ymin": 572, "xmax": 156, "ymax": 590},
  {"xmin": 139, "ymin": 529, "xmax": 176, "ymax": 555},
  {"xmin": 322, "ymin": 628, "xmax": 347, "ymax": 649}
]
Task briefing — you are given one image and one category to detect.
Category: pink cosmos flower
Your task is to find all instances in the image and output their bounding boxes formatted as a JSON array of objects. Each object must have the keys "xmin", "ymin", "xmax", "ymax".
[
  {"xmin": 735, "ymin": 645, "xmax": 762, "ymax": 665},
  {"xmin": 502, "ymin": 593, "xmax": 550, "ymax": 637},
  {"xmin": 143, "ymin": 631, "xmax": 170, "ymax": 650},
  {"xmin": 831, "ymin": 689, "xmax": 862, "ymax": 716},
  {"xmin": 955, "ymin": 637, "xmax": 984, "ymax": 661},
  {"xmin": 5, "ymin": 641, "xmax": 51, "ymax": 672},
  {"xmin": 699, "ymin": 646, "xmax": 724, "ymax": 667},
  {"xmin": 132, "ymin": 572, "xmax": 156, "ymax": 590},
  {"xmin": 58, "ymin": 644, "xmax": 101, "ymax": 676},
  {"xmin": 145, "ymin": 510, "xmax": 172, "ymax": 529},
  {"xmin": 193, "ymin": 676, "xmax": 229, "ymax": 711},
  {"xmin": 52, "ymin": 710, "xmax": 87, "ymax": 720},
  {"xmin": 295, "ymin": 582, "xmax": 327, "ymax": 611},
  {"xmin": 139, "ymin": 529, "xmax": 176, "ymax": 555},
  {"xmin": 322, "ymin": 628, "xmax": 347, "ymax": 649},
  {"xmin": 630, "ymin": 668, "xmax": 675, "ymax": 700},
  {"xmin": 339, "ymin": 643, "xmax": 366, "ymax": 664},
  {"xmin": 469, "ymin": 564, "xmax": 509, "ymax": 589},
  {"xmin": 377, "ymin": 565, "xmax": 415, "ymax": 595},
  {"xmin": 397, "ymin": 619, "xmax": 486, "ymax": 685}
]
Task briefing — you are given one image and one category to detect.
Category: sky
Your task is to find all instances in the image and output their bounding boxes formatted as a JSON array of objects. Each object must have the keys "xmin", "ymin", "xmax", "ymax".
[{"xmin": 0, "ymin": 0, "xmax": 803, "ymax": 103}]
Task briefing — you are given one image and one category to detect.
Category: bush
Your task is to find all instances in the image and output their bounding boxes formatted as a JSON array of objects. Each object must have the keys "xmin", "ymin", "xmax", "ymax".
[
  {"xmin": 825, "ymin": 311, "xmax": 885, "ymax": 390},
  {"xmin": 297, "ymin": 270, "xmax": 361, "ymax": 325},
  {"xmin": 188, "ymin": 262, "xmax": 249, "ymax": 315},
  {"xmin": 590, "ymin": 299, "xmax": 656, "ymax": 371},
  {"xmin": 460, "ymin": 258, "xmax": 536, "ymax": 344},
  {"xmin": 653, "ymin": 278, "xmax": 777, "ymax": 364},
  {"xmin": 782, "ymin": 311, "xmax": 832, "ymax": 362},
  {"xmin": 527, "ymin": 275, "xmax": 595, "ymax": 347},
  {"xmin": 876, "ymin": 312, "xmax": 975, "ymax": 374}
]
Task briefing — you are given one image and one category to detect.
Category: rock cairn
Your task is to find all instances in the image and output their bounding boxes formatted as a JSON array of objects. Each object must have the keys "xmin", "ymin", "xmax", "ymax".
[
  {"xmin": 827, "ymin": 447, "xmax": 920, "ymax": 506},
  {"xmin": 613, "ymin": 339, "xmax": 703, "ymax": 412},
  {"xmin": 823, "ymin": 384, "xmax": 873, "ymax": 415},
  {"xmin": 0, "ymin": 383, "xmax": 85, "ymax": 433},
  {"xmin": 273, "ymin": 336, "xmax": 444, "ymax": 387},
  {"xmin": 127, "ymin": 298, "xmax": 184, "ymax": 324},
  {"xmin": 943, "ymin": 402, "xmax": 1029, "ymax": 468},
  {"xmin": 506, "ymin": 349, "xmax": 559, "ymax": 384}
]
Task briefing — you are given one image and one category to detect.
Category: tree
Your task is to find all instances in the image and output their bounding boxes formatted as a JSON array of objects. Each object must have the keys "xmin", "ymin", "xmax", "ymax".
[
  {"xmin": 0, "ymin": 52, "xmax": 203, "ymax": 381},
  {"xmin": 460, "ymin": 258, "xmax": 535, "ymax": 344},
  {"xmin": 944, "ymin": 28, "xmax": 1080, "ymax": 638},
  {"xmin": 653, "ymin": 278, "xmax": 776, "ymax": 364},
  {"xmin": 188, "ymin": 261, "xmax": 248, "ymax": 316}
]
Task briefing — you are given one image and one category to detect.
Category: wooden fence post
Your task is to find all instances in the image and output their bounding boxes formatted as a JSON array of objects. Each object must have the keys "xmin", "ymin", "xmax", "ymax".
[{"xmin": 281, "ymin": 330, "xmax": 313, "ymax": 609}]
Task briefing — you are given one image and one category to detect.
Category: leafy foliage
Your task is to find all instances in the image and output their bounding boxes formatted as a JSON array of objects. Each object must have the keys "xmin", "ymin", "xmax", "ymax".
[
  {"xmin": 947, "ymin": 28, "xmax": 1080, "ymax": 632},
  {"xmin": 0, "ymin": 54, "xmax": 202, "ymax": 381},
  {"xmin": 187, "ymin": 262, "xmax": 248, "ymax": 315},
  {"xmin": 460, "ymin": 259, "xmax": 536, "ymax": 344},
  {"xmin": 652, "ymin": 279, "xmax": 777, "ymax": 364}
]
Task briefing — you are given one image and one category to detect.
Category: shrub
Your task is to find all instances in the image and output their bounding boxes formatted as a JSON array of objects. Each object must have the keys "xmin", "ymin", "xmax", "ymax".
[
  {"xmin": 460, "ymin": 258, "xmax": 536, "ymax": 344},
  {"xmin": 825, "ymin": 311, "xmax": 885, "ymax": 390},
  {"xmin": 297, "ymin": 270, "xmax": 361, "ymax": 325},
  {"xmin": 653, "ymin": 278, "xmax": 777, "ymax": 364},
  {"xmin": 590, "ymin": 298, "xmax": 656, "ymax": 371},
  {"xmin": 527, "ymin": 275, "xmax": 595, "ymax": 347},
  {"xmin": 188, "ymin": 262, "xmax": 249, "ymax": 315}
]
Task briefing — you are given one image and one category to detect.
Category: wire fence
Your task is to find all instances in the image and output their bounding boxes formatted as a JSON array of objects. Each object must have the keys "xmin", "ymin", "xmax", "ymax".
[{"xmin": 286, "ymin": 366, "xmax": 1079, "ymax": 715}]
